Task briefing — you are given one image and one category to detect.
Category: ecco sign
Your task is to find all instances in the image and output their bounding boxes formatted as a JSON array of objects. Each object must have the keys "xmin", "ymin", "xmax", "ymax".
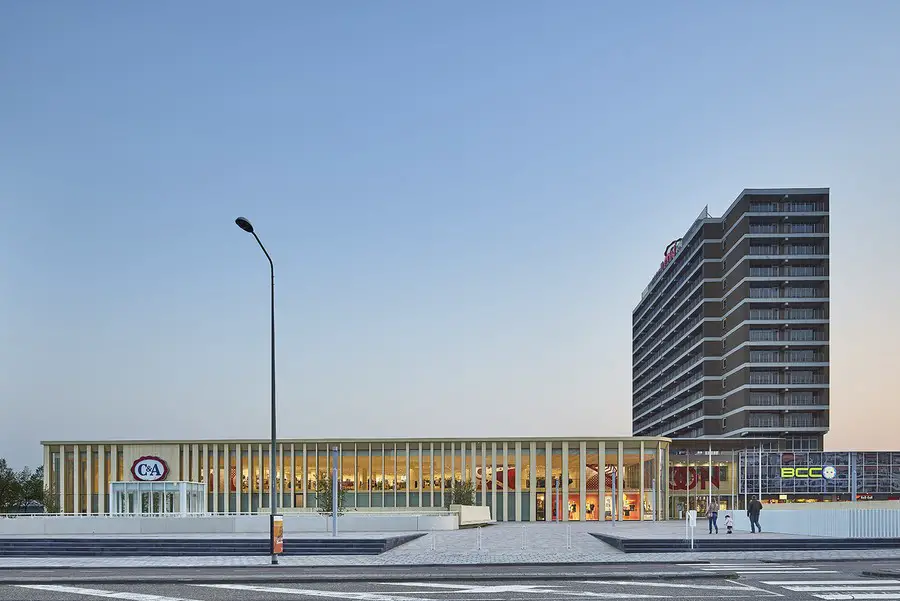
[
  {"xmin": 131, "ymin": 456, "xmax": 169, "ymax": 481},
  {"xmin": 780, "ymin": 465, "xmax": 837, "ymax": 480}
]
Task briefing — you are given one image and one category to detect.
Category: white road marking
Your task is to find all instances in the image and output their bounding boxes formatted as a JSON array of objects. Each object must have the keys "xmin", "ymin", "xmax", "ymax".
[
  {"xmin": 806, "ymin": 595, "xmax": 900, "ymax": 600},
  {"xmin": 197, "ymin": 583, "xmax": 438, "ymax": 601},
  {"xmin": 380, "ymin": 581, "xmax": 671, "ymax": 598},
  {"xmin": 762, "ymin": 581, "xmax": 900, "ymax": 586},
  {"xmin": 761, "ymin": 580, "xmax": 900, "ymax": 600},
  {"xmin": 581, "ymin": 581, "xmax": 748, "ymax": 590},
  {"xmin": 17, "ymin": 585, "xmax": 197, "ymax": 601}
]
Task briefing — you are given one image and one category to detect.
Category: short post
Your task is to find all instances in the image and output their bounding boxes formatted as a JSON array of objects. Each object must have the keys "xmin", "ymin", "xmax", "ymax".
[
  {"xmin": 431, "ymin": 532, "xmax": 436, "ymax": 551},
  {"xmin": 522, "ymin": 525, "xmax": 527, "ymax": 550},
  {"xmin": 476, "ymin": 526, "xmax": 483, "ymax": 551},
  {"xmin": 332, "ymin": 446, "xmax": 339, "ymax": 537},
  {"xmin": 566, "ymin": 524, "xmax": 572, "ymax": 550},
  {"xmin": 687, "ymin": 509, "xmax": 697, "ymax": 550}
]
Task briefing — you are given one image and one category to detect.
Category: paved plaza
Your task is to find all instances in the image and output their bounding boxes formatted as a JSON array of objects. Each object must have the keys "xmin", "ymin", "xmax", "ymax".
[{"xmin": 3, "ymin": 522, "xmax": 900, "ymax": 568}]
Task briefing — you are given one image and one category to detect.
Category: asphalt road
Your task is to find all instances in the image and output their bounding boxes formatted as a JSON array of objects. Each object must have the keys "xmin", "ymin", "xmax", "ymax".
[{"xmin": 1, "ymin": 560, "xmax": 899, "ymax": 600}]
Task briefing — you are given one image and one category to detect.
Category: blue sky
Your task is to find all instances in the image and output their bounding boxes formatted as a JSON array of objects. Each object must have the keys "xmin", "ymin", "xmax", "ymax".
[{"xmin": 2, "ymin": 1, "xmax": 899, "ymax": 468}]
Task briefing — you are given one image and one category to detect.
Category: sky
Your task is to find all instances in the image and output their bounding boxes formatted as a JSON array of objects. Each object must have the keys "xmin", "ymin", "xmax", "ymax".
[{"xmin": 2, "ymin": 1, "xmax": 899, "ymax": 469}]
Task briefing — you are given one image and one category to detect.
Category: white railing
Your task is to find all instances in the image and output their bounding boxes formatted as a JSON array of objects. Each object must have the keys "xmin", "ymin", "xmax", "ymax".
[
  {"xmin": 734, "ymin": 507, "xmax": 900, "ymax": 538},
  {"xmin": 0, "ymin": 509, "xmax": 454, "ymax": 519}
]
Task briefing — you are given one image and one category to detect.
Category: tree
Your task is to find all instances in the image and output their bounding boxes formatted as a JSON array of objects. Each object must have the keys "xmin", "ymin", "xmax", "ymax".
[
  {"xmin": 0, "ymin": 459, "xmax": 23, "ymax": 513},
  {"xmin": 315, "ymin": 471, "xmax": 347, "ymax": 515},
  {"xmin": 445, "ymin": 478, "xmax": 475, "ymax": 509}
]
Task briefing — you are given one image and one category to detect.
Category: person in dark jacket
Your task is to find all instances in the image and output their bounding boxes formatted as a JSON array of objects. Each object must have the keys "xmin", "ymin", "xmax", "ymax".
[{"xmin": 748, "ymin": 498, "xmax": 763, "ymax": 533}]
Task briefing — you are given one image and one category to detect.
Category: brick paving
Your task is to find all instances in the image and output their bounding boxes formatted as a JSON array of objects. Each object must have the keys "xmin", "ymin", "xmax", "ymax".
[{"xmin": 3, "ymin": 522, "xmax": 900, "ymax": 568}]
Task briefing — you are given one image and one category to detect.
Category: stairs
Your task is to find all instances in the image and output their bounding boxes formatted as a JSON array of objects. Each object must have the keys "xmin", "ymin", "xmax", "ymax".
[
  {"xmin": 0, "ymin": 534, "xmax": 424, "ymax": 557},
  {"xmin": 591, "ymin": 532, "xmax": 900, "ymax": 552}
]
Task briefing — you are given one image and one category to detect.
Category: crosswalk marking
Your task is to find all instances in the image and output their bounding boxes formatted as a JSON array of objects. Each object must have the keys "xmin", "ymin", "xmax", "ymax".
[
  {"xmin": 761, "ymin": 579, "xmax": 900, "ymax": 600},
  {"xmin": 197, "ymin": 583, "xmax": 436, "ymax": 601},
  {"xmin": 680, "ymin": 562, "xmax": 837, "ymax": 575},
  {"xmin": 16, "ymin": 585, "xmax": 196, "ymax": 601}
]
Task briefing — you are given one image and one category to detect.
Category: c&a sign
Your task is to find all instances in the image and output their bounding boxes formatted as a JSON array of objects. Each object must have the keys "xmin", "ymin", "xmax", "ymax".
[
  {"xmin": 131, "ymin": 456, "xmax": 169, "ymax": 481},
  {"xmin": 781, "ymin": 465, "xmax": 836, "ymax": 480}
]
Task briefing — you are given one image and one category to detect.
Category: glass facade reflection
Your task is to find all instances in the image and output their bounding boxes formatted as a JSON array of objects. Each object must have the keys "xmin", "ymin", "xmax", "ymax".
[{"xmin": 42, "ymin": 438, "xmax": 670, "ymax": 521}]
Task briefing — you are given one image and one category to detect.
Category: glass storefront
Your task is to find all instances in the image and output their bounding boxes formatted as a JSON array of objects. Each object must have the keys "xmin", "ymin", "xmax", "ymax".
[{"xmin": 47, "ymin": 438, "xmax": 670, "ymax": 521}]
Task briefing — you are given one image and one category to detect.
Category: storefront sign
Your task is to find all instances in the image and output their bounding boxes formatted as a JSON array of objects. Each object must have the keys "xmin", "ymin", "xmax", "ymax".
[
  {"xmin": 670, "ymin": 466, "xmax": 722, "ymax": 491},
  {"xmin": 780, "ymin": 465, "xmax": 836, "ymax": 480},
  {"xmin": 131, "ymin": 456, "xmax": 169, "ymax": 482},
  {"xmin": 658, "ymin": 238, "xmax": 683, "ymax": 273}
]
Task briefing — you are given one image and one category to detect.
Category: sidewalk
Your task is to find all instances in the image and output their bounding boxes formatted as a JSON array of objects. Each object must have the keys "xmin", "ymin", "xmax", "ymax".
[{"xmin": 3, "ymin": 522, "xmax": 900, "ymax": 567}]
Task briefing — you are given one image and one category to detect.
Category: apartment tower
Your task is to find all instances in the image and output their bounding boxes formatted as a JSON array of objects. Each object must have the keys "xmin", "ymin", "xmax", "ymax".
[{"xmin": 632, "ymin": 188, "xmax": 830, "ymax": 450}]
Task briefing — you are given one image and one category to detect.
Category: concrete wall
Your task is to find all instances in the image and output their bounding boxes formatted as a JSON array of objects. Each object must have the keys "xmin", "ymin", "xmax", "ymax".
[
  {"xmin": 0, "ymin": 513, "xmax": 457, "ymax": 536},
  {"xmin": 450, "ymin": 504, "xmax": 493, "ymax": 526}
]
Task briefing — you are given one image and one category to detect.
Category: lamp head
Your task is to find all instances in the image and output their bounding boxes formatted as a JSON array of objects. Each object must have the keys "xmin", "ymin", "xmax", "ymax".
[{"xmin": 235, "ymin": 217, "xmax": 254, "ymax": 233}]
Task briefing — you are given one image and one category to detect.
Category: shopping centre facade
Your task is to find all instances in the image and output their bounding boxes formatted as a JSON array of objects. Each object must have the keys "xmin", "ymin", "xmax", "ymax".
[{"xmin": 45, "ymin": 436, "xmax": 900, "ymax": 521}]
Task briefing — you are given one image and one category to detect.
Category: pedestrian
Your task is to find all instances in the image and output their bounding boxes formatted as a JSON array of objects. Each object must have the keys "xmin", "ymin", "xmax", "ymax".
[
  {"xmin": 748, "ymin": 497, "xmax": 763, "ymax": 533},
  {"xmin": 707, "ymin": 499, "xmax": 719, "ymax": 534},
  {"xmin": 724, "ymin": 512, "xmax": 734, "ymax": 534}
]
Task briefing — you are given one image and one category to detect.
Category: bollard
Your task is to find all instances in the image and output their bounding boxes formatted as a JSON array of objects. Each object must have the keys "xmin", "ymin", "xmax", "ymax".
[
  {"xmin": 476, "ymin": 526, "xmax": 483, "ymax": 551},
  {"xmin": 522, "ymin": 525, "xmax": 527, "ymax": 550},
  {"xmin": 566, "ymin": 524, "xmax": 572, "ymax": 550},
  {"xmin": 431, "ymin": 532, "xmax": 436, "ymax": 551}
]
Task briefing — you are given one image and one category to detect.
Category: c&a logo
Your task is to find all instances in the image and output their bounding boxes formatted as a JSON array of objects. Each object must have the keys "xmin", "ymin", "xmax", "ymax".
[{"xmin": 131, "ymin": 456, "xmax": 169, "ymax": 481}]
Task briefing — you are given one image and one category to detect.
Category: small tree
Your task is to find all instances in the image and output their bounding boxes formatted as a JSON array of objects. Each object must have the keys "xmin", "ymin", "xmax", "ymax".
[
  {"xmin": 315, "ymin": 471, "xmax": 347, "ymax": 516},
  {"xmin": 0, "ymin": 459, "xmax": 23, "ymax": 513},
  {"xmin": 445, "ymin": 478, "xmax": 475, "ymax": 509},
  {"xmin": 42, "ymin": 484, "xmax": 60, "ymax": 514}
]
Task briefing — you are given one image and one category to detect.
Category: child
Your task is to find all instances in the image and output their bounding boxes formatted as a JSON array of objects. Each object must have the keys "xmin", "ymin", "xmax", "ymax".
[{"xmin": 724, "ymin": 512, "xmax": 734, "ymax": 534}]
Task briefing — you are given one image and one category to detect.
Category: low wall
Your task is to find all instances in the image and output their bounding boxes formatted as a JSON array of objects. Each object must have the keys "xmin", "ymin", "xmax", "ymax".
[
  {"xmin": 732, "ymin": 507, "xmax": 900, "ymax": 538},
  {"xmin": 450, "ymin": 504, "xmax": 493, "ymax": 527},
  {"xmin": 0, "ymin": 513, "xmax": 457, "ymax": 536}
]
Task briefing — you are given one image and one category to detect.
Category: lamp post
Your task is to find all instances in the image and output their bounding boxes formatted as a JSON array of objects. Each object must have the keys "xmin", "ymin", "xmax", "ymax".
[{"xmin": 234, "ymin": 216, "xmax": 279, "ymax": 566}]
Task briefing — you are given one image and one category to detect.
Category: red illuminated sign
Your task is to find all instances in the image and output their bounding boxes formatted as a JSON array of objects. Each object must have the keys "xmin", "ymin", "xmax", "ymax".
[{"xmin": 659, "ymin": 238, "xmax": 683, "ymax": 272}]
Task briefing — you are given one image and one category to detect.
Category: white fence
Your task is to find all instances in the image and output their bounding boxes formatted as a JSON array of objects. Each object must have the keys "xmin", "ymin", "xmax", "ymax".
[{"xmin": 733, "ymin": 508, "xmax": 900, "ymax": 538}]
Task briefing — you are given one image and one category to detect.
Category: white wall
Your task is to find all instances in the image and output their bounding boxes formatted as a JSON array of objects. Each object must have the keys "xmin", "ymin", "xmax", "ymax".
[
  {"xmin": 0, "ymin": 514, "xmax": 457, "ymax": 536},
  {"xmin": 732, "ymin": 507, "xmax": 900, "ymax": 538},
  {"xmin": 450, "ymin": 504, "xmax": 493, "ymax": 526}
]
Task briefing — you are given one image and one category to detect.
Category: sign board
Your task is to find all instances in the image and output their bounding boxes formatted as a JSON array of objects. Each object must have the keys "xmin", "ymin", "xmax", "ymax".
[
  {"xmin": 130, "ymin": 456, "xmax": 169, "ymax": 482},
  {"xmin": 688, "ymin": 509, "xmax": 697, "ymax": 527},
  {"xmin": 780, "ymin": 465, "xmax": 837, "ymax": 480},
  {"xmin": 271, "ymin": 515, "xmax": 284, "ymax": 554}
]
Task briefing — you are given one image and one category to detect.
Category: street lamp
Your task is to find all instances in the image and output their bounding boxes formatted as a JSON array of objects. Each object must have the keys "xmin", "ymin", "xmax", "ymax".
[{"xmin": 234, "ymin": 216, "xmax": 279, "ymax": 566}]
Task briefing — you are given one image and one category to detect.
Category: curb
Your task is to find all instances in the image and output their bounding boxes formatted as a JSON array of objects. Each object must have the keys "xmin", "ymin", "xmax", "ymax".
[
  {"xmin": 0, "ymin": 570, "xmax": 738, "ymax": 585},
  {"xmin": 763, "ymin": 557, "xmax": 900, "ymax": 564},
  {"xmin": 862, "ymin": 570, "xmax": 900, "ymax": 578},
  {"xmin": 0, "ymin": 560, "xmax": 712, "ymax": 571}
]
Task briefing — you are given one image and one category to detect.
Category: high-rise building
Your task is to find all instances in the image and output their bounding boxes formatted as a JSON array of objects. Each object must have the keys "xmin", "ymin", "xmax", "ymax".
[{"xmin": 632, "ymin": 188, "xmax": 830, "ymax": 450}]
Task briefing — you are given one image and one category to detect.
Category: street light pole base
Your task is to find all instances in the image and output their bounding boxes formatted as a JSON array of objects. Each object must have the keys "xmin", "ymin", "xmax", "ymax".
[{"xmin": 271, "ymin": 554, "xmax": 279, "ymax": 565}]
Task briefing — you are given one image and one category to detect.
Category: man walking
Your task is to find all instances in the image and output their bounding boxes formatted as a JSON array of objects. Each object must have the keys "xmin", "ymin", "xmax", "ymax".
[{"xmin": 748, "ymin": 497, "xmax": 763, "ymax": 533}]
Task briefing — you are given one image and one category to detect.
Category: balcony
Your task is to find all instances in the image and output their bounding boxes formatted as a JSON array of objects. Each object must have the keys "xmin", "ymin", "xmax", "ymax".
[
  {"xmin": 634, "ymin": 391, "xmax": 703, "ymax": 432},
  {"xmin": 749, "ymin": 202, "xmax": 827, "ymax": 213},
  {"xmin": 748, "ymin": 329, "xmax": 827, "ymax": 342},
  {"xmin": 634, "ymin": 352, "xmax": 703, "ymax": 396},
  {"xmin": 749, "ymin": 266, "xmax": 828, "ymax": 277},
  {"xmin": 749, "ymin": 287, "xmax": 824, "ymax": 299},
  {"xmin": 748, "ymin": 351, "xmax": 825, "ymax": 363},
  {"xmin": 748, "ymin": 309, "xmax": 827, "ymax": 321},
  {"xmin": 749, "ymin": 245, "xmax": 826, "ymax": 256},
  {"xmin": 748, "ymin": 393, "xmax": 825, "ymax": 407},
  {"xmin": 633, "ymin": 333, "xmax": 703, "ymax": 382},
  {"xmin": 749, "ymin": 223, "xmax": 827, "ymax": 234},
  {"xmin": 748, "ymin": 372, "xmax": 826, "ymax": 386}
]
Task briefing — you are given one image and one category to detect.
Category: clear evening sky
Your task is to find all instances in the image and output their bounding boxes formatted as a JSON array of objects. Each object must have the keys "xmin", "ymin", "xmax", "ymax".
[{"xmin": 2, "ymin": 2, "xmax": 899, "ymax": 469}]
